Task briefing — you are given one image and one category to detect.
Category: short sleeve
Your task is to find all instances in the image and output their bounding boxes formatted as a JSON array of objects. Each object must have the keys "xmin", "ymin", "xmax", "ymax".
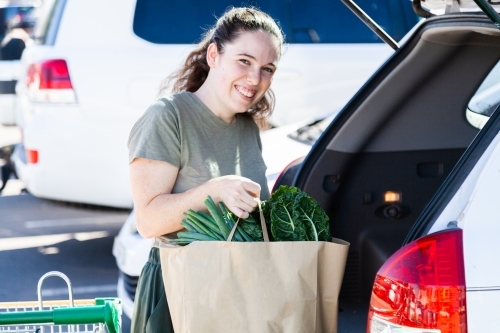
[{"xmin": 128, "ymin": 98, "xmax": 181, "ymax": 167}]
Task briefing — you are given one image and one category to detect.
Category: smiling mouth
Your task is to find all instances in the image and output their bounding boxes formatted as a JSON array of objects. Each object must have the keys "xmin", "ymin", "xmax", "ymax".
[{"xmin": 235, "ymin": 85, "xmax": 256, "ymax": 98}]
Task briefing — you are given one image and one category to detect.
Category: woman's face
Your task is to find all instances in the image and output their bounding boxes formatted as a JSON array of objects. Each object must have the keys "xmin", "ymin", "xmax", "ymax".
[{"xmin": 207, "ymin": 30, "xmax": 279, "ymax": 121}]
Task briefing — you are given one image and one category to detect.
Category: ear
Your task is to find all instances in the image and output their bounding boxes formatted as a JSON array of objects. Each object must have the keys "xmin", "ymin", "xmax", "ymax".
[{"xmin": 206, "ymin": 42, "xmax": 218, "ymax": 68}]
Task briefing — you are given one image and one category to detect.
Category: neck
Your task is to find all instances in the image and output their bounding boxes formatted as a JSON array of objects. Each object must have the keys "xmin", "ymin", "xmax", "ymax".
[{"xmin": 193, "ymin": 83, "xmax": 235, "ymax": 124}]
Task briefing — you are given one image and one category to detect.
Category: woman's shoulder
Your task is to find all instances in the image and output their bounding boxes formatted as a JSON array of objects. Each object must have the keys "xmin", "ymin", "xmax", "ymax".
[
  {"xmin": 142, "ymin": 93, "xmax": 189, "ymax": 120},
  {"xmin": 131, "ymin": 94, "xmax": 187, "ymax": 134},
  {"xmin": 152, "ymin": 92, "xmax": 196, "ymax": 115}
]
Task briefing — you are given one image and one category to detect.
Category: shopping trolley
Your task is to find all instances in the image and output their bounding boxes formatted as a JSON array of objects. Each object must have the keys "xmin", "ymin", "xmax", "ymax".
[{"xmin": 0, "ymin": 271, "xmax": 121, "ymax": 333}]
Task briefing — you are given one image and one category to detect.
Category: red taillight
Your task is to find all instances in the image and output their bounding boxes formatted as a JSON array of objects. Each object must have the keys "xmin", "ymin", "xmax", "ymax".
[
  {"xmin": 28, "ymin": 59, "xmax": 73, "ymax": 89},
  {"xmin": 26, "ymin": 59, "xmax": 76, "ymax": 103},
  {"xmin": 26, "ymin": 149, "xmax": 38, "ymax": 164},
  {"xmin": 367, "ymin": 229, "xmax": 466, "ymax": 333}
]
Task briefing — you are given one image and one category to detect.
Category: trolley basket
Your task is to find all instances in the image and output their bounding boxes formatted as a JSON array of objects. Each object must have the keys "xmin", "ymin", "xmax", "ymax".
[{"xmin": 0, "ymin": 271, "xmax": 121, "ymax": 333}]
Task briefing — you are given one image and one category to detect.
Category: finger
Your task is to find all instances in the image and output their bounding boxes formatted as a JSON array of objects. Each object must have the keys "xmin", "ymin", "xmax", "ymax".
[
  {"xmin": 230, "ymin": 206, "xmax": 250, "ymax": 219},
  {"xmin": 238, "ymin": 191, "xmax": 259, "ymax": 210},
  {"xmin": 236, "ymin": 200, "xmax": 256, "ymax": 214},
  {"xmin": 241, "ymin": 181, "xmax": 261, "ymax": 198}
]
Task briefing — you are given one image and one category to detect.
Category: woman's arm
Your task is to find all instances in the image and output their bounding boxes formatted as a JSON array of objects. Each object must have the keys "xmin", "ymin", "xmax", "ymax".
[{"xmin": 130, "ymin": 157, "xmax": 261, "ymax": 238}]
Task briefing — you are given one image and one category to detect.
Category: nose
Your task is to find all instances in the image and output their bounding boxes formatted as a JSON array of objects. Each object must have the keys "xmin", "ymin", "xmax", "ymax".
[{"xmin": 246, "ymin": 68, "xmax": 261, "ymax": 85}]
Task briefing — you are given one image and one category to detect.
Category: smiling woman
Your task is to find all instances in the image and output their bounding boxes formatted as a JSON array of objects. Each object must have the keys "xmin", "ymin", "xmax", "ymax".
[{"xmin": 127, "ymin": 7, "xmax": 285, "ymax": 333}]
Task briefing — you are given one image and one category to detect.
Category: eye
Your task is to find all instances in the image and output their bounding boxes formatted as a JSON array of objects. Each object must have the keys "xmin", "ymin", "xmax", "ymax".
[
  {"xmin": 239, "ymin": 59, "xmax": 250, "ymax": 65},
  {"xmin": 263, "ymin": 67, "xmax": 275, "ymax": 74}
]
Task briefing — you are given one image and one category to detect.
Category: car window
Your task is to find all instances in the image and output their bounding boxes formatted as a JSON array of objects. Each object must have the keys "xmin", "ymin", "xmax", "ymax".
[
  {"xmin": 133, "ymin": 0, "xmax": 418, "ymax": 44},
  {"xmin": 466, "ymin": 60, "xmax": 500, "ymax": 129},
  {"xmin": 4, "ymin": 6, "xmax": 34, "ymax": 26},
  {"xmin": 287, "ymin": 0, "xmax": 414, "ymax": 43},
  {"xmin": 0, "ymin": 6, "xmax": 35, "ymax": 40}
]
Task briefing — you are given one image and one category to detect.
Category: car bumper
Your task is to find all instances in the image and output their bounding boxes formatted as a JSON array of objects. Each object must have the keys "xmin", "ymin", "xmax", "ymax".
[
  {"xmin": 112, "ymin": 211, "xmax": 152, "ymax": 318},
  {"xmin": 15, "ymin": 103, "xmax": 135, "ymax": 208},
  {"xmin": 117, "ymin": 272, "xmax": 137, "ymax": 319},
  {"xmin": 0, "ymin": 94, "xmax": 18, "ymax": 126},
  {"xmin": 12, "ymin": 143, "xmax": 27, "ymax": 183}
]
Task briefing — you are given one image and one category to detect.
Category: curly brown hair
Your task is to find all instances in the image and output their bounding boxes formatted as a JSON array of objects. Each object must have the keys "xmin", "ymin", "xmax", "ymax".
[{"xmin": 158, "ymin": 6, "xmax": 285, "ymax": 121}]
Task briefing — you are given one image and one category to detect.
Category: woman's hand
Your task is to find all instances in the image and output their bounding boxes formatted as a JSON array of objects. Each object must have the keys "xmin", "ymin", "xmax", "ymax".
[{"xmin": 208, "ymin": 175, "xmax": 261, "ymax": 219}]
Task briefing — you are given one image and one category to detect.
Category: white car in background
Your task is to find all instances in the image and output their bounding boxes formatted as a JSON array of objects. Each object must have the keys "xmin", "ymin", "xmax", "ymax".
[{"xmin": 10, "ymin": 0, "xmax": 418, "ymax": 209}]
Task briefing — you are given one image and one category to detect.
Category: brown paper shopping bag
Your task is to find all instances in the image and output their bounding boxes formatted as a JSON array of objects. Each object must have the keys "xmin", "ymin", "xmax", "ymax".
[{"xmin": 159, "ymin": 209, "xmax": 349, "ymax": 333}]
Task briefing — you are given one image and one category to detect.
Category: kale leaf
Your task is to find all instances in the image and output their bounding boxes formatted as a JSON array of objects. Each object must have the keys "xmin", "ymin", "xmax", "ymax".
[{"xmin": 268, "ymin": 185, "xmax": 331, "ymax": 242}]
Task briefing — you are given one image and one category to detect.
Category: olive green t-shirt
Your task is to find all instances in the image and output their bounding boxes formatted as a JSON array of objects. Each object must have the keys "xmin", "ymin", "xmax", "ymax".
[{"xmin": 128, "ymin": 91, "xmax": 270, "ymax": 200}]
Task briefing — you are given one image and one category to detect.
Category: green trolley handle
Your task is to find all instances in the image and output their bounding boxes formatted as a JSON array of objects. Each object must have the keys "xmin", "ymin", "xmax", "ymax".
[
  {"xmin": 0, "ymin": 301, "xmax": 121, "ymax": 333},
  {"xmin": 0, "ymin": 271, "xmax": 121, "ymax": 333}
]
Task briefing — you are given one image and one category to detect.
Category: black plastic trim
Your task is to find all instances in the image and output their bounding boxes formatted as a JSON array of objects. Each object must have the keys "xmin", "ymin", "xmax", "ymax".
[
  {"xmin": 0, "ymin": 80, "xmax": 16, "ymax": 94},
  {"xmin": 412, "ymin": 0, "xmax": 434, "ymax": 18}
]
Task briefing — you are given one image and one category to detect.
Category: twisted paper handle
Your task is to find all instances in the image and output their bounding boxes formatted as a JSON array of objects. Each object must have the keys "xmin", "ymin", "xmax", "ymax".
[{"xmin": 227, "ymin": 197, "xmax": 270, "ymax": 242}]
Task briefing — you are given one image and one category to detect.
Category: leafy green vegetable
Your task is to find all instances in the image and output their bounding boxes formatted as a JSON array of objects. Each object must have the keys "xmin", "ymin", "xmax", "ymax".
[
  {"xmin": 268, "ymin": 186, "xmax": 330, "ymax": 242},
  {"xmin": 204, "ymin": 196, "xmax": 231, "ymax": 239},
  {"xmin": 293, "ymin": 193, "xmax": 330, "ymax": 241},
  {"xmin": 169, "ymin": 186, "xmax": 331, "ymax": 245},
  {"xmin": 235, "ymin": 212, "xmax": 267, "ymax": 242},
  {"xmin": 269, "ymin": 187, "xmax": 307, "ymax": 241}
]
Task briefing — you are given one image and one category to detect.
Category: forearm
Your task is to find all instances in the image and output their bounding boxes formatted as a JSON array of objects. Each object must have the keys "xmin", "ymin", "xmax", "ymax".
[
  {"xmin": 130, "ymin": 159, "xmax": 261, "ymax": 238},
  {"xmin": 134, "ymin": 182, "xmax": 214, "ymax": 238}
]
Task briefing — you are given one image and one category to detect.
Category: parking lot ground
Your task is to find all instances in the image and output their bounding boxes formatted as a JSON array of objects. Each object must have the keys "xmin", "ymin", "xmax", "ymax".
[{"xmin": 0, "ymin": 193, "xmax": 131, "ymax": 237}]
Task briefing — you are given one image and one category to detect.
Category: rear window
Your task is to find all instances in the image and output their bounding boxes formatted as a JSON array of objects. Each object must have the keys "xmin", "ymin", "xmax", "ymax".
[
  {"xmin": 133, "ymin": 0, "xmax": 418, "ymax": 44},
  {"xmin": 0, "ymin": 6, "xmax": 35, "ymax": 39}
]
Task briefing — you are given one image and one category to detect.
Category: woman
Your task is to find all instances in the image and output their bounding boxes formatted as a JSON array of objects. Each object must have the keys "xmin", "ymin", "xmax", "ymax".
[{"xmin": 128, "ymin": 6, "xmax": 285, "ymax": 333}]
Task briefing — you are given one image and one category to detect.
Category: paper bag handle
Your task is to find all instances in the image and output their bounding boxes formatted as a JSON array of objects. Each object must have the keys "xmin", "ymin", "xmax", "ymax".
[{"xmin": 227, "ymin": 198, "xmax": 270, "ymax": 242}]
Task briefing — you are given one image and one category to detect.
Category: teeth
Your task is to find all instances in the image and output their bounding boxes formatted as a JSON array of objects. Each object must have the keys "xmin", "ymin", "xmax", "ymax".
[{"xmin": 236, "ymin": 85, "xmax": 255, "ymax": 98}]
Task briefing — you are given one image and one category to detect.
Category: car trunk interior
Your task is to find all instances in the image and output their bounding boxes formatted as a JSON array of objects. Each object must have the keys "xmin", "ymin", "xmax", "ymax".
[{"xmin": 290, "ymin": 15, "xmax": 500, "ymax": 331}]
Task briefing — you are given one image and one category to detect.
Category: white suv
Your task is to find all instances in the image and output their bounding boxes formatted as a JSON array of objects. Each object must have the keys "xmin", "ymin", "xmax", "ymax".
[
  {"xmin": 11, "ymin": 0, "xmax": 418, "ymax": 209},
  {"xmin": 114, "ymin": 1, "xmax": 500, "ymax": 331}
]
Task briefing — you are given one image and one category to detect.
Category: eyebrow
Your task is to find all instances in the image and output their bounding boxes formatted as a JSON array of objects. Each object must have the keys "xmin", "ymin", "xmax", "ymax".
[{"xmin": 237, "ymin": 53, "xmax": 276, "ymax": 67}]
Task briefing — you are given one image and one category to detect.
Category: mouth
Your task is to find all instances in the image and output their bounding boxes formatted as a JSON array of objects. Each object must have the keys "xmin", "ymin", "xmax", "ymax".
[{"xmin": 235, "ymin": 85, "xmax": 256, "ymax": 99}]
